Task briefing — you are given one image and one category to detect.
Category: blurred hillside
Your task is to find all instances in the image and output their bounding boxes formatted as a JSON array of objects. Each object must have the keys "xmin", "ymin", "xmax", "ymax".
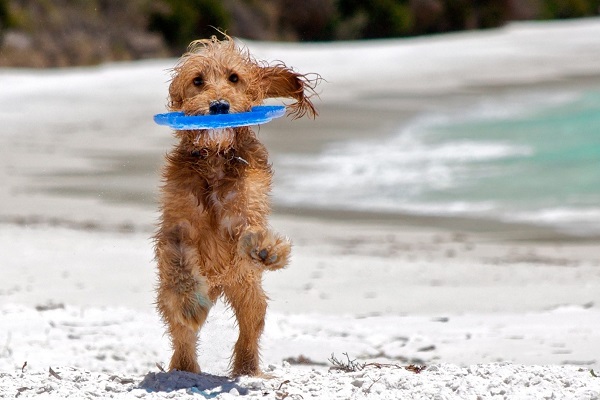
[{"xmin": 0, "ymin": 0, "xmax": 599, "ymax": 67}]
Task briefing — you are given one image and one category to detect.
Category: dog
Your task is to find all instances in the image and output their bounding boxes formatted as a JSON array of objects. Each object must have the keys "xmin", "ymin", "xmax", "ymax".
[{"xmin": 154, "ymin": 36, "xmax": 318, "ymax": 377}]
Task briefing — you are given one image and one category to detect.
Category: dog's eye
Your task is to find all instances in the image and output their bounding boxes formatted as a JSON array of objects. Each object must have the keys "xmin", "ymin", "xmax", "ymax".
[
  {"xmin": 193, "ymin": 76, "xmax": 204, "ymax": 86},
  {"xmin": 228, "ymin": 73, "xmax": 239, "ymax": 83}
]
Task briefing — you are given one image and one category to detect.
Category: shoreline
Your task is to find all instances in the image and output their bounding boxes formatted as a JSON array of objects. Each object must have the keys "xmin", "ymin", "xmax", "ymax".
[
  {"xmin": 2, "ymin": 65, "xmax": 600, "ymax": 242},
  {"xmin": 274, "ymin": 205, "xmax": 600, "ymax": 243},
  {"xmin": 2, "ymin": 199, "xmax": 597, "ymax": 244},
  {"xmin": 3, "ymin": 89, "xmax": 600, "ymax": 242}
]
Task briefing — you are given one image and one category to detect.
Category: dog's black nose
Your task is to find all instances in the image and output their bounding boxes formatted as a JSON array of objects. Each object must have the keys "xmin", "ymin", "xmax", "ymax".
[{"xmin": 209, "ymin": 100, "xmax": 230, "ymax": 115}]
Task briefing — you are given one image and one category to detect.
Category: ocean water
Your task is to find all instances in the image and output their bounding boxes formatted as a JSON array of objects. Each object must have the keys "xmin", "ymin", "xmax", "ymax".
[{"xmin": 274, "ymin": 88, "xmax": 600, "ymax": 236}]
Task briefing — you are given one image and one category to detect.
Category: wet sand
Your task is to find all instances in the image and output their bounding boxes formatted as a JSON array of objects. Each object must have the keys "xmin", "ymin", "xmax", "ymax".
[{"xmin": 3, "ymin": 78, "xmax": 600, "ymax": 242}]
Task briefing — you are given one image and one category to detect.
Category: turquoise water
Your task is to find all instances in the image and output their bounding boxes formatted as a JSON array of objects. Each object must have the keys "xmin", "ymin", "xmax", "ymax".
[
  {"xmin": 421, "ymin": 91, "xmax": 600, "ymax": 230},
  {"xmin": 275, "ymin": 89, "xmax": 600, "ymax": 236}
]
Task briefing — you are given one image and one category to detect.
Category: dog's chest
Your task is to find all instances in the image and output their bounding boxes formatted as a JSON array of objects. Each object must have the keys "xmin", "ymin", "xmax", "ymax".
[{"xmin": 204, "ymin": 165, "xmax": 246, "ymax": 236}]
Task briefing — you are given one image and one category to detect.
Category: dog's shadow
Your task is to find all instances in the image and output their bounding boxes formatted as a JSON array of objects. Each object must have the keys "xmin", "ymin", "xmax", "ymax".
[{"xmin": 139, "ymin": 370, "xmax": 250, "ymax": 396}]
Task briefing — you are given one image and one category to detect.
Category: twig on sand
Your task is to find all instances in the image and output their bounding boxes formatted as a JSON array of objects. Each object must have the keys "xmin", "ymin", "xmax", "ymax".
[
  {"xmin": 329, "ymin": 352, "xmax": 426, "ymax": 374},
  {"xmin": 21, "ymin": 361, "xmax": 27, "ymax": 373},
  {"xmin": 329, "ymin": 353, "xmax": 366, "ymax": 372},
  {"xmin": 365, "ymin": 362, "xmax": 403, "ymax": 370},
  {"xmin": 273, "ymin": 380, "xmax": 298, "ymax": 400},
  {"xmin": 405, "ymin": 364, "xmax": 427, "ymax": 374},
  {"xmin": 366, "ymin": 376, "xmax": 382, "ymax": 393},
  {"xmin": 276, "ymin": 380, "xmax": 291, "ymax": 391},
  {"xmin": 48, "ymin": 367, "xmax": 62, "ymax": 380},
  {"xmin": 155, "ymin": 362, "xmax": 166, "ymax": 372},
  {"xmin": 109, "ymin": 375, "xmax": 135, "ymax": 384}
]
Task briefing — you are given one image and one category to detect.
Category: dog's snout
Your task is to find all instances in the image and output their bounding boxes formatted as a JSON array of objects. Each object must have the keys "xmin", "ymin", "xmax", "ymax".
[{"xmin": 209, "ymin": 100, "xmax": 230, "ymax": 115}]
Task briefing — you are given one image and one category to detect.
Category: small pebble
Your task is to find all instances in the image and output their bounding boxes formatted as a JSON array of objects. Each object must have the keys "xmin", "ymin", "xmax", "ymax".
[
  {"xmin": 267, "ymin": 364, "xmax": 278, "ymax": 371},
  {"xmin": 351, "ymin": 379, "xmax": 364, "ymax": 388}
]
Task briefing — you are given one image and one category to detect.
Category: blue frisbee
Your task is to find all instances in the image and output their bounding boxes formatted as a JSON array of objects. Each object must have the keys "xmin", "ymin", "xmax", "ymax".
[{"xmin": 153, "ymin": 105, "xmax": 286, "ymax": 130}]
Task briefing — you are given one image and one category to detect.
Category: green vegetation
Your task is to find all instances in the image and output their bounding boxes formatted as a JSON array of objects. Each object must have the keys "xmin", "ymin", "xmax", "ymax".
[
  {"xmin": 338, "ymin": 0, "xmax": 413, "ymax": 38},
  {"xmin": 1, "ymin": 0, "xmax": 599, "ymax": 67},
  {"xmin": 0, "ymin": 0, "xmax": 10, "ymax": 31},
  {"xmin": 541, "ymin": 0, "xmax": 600, "ymax": 19},
  {"xmin": 149, "ymin": 0, "xmax": 230, "ymax": 52}
]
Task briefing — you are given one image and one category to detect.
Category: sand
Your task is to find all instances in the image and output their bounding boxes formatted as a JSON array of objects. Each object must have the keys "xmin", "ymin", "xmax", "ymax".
[{"xmin": 1, "ymin": 18, "xmax": 600, "ymax": 398}]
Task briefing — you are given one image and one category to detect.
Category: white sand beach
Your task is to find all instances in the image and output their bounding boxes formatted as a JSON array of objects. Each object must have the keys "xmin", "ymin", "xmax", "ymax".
[{"xmin": 1, "ymin": 18, "xmax": 600, "ymax": 399}]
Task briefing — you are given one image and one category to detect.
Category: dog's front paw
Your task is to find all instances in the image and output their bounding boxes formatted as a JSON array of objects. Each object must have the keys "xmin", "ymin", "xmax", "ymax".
[{"xmin": 239, "ymin": 229, "xmax": 291, "ymax": 271}]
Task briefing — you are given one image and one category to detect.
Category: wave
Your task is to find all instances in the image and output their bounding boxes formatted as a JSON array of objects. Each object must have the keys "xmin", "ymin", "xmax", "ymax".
[
  {"xmin": 506, "ymin": 207, "xmax": 600, "ymax": 236},
  {"xmin": 274, "ymin": 93, "xmax": 541, "ymax": 207},
  {"xmin": 272, "ymin": 87, "xmax": 600, "ymax": 236}
]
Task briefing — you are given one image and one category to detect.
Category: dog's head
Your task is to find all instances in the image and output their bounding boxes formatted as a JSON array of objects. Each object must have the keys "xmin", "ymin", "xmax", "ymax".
[{"xmin": 168, "ymin": 36, "xmax": 319, "ymax": 119}]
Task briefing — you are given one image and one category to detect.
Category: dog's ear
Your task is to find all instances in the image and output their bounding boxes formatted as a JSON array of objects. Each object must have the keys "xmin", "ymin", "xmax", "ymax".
[
  {"xmin": 168, "ymin": 73, "xmax": 184, "ymax": 111},
  {"xmin": 260, "ymin": 64, "xmax": 319, "ymax": 119}
]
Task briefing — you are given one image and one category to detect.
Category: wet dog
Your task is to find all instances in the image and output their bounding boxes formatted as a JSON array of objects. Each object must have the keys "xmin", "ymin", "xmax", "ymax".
[{"xmin": 154, "ymin": 36, "xmax": 318, "ymax": 376}]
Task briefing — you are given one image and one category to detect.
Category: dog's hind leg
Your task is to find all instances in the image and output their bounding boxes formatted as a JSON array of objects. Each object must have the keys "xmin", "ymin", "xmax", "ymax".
[
  {"xmin": 223, "ymin": 280, "xmax": 268, "ymax": 376},
  {"xmin": 156, "ymin": 223, "xmax": 211, "ymax": 373},
  {"xmin": 163, "ymin": 315, "xmax": 205, "ymax": 373}
]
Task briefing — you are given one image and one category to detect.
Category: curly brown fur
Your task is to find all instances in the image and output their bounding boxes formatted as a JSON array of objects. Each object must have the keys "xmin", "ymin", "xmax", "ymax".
[{"xmin": 154, "ymin": 35, "xmax": 319, "ymax": 377}]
